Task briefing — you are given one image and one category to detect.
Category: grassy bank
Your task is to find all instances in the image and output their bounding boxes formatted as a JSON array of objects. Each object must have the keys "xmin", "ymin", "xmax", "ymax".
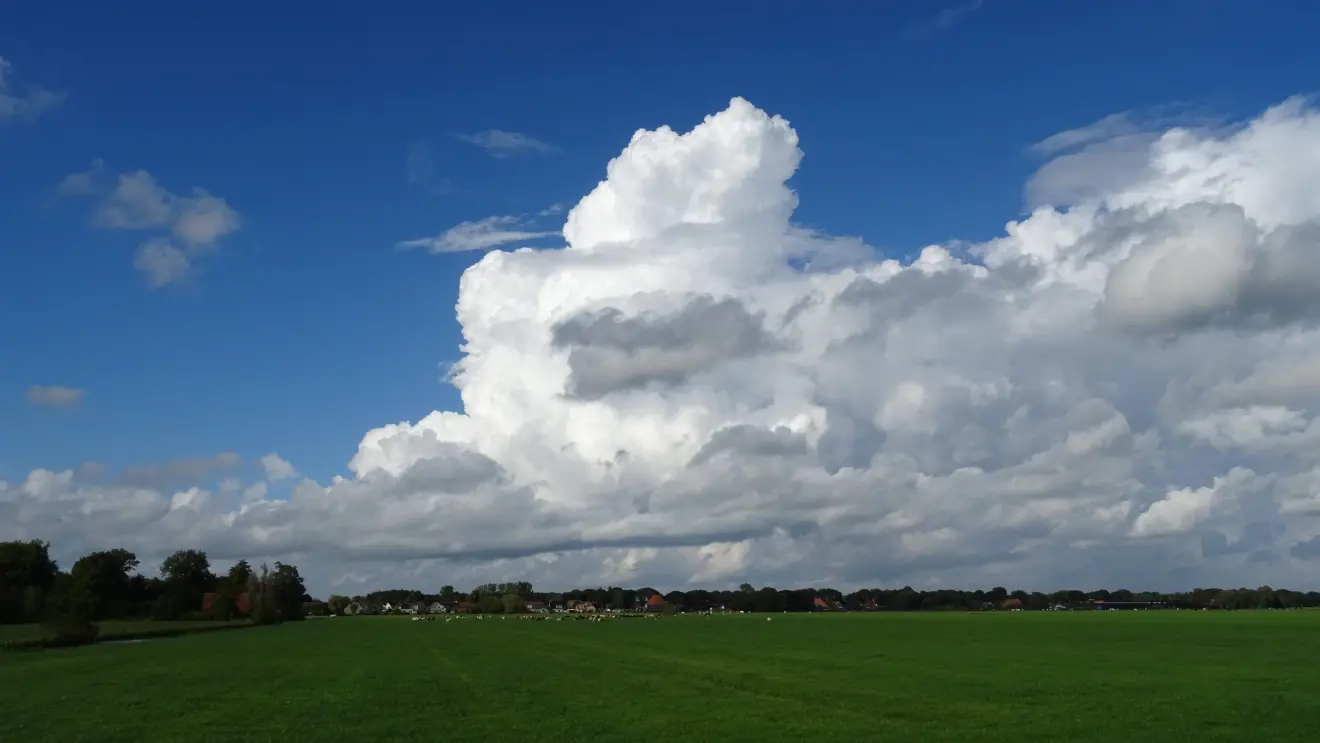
[{"xmin": 0, "ymin": 619, "xmax": 252, "ymax": 650}]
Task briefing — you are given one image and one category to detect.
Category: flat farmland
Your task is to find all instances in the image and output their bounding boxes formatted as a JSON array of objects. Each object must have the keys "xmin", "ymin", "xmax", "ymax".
[{"xmin": 2, "ymin": 611, "xmax": 1318, "ymax": 742}]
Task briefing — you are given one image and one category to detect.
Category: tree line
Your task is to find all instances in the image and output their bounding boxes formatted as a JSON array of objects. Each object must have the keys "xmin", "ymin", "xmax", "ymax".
[
  {"xmin": 0, "ymin": 540, "xmax": 311, "ymax": 636},
  {"xmin": 7, "ymin": 539, "xmax": 1317, "ymax": 634},
  {"xmin": 327, "ymin": 581, "xmax": 1320, "ymax": 615}
]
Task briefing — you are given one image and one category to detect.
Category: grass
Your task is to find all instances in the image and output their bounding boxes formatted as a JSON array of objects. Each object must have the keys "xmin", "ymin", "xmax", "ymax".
[
  {"xmin": 0, "ymin": 619, "xmax": 252, "ymax": 648},
  {"xmin": 2, "ymin": 611, "xmax": 1318, "ymax": 742}
]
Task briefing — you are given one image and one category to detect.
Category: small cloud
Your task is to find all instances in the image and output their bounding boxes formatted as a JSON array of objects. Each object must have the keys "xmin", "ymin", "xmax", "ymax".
[
  {"xmin": 27, "ymin": 385, "xmax": 85, "ymax": 408},
  {"xmin": 259, "ymin": 453, "xmax": 298, "ymax": 482},
  {"xmin": 54, "ymin": 159, "xmax": 106, "ymax": 197},
  {"xmin": 133, "ymin": 238, "xmax": 191, "ymax": 288},
  {"xmin": 397, "ymin": 215, "xmax": 558, "ymax": 253},
  {"xmin": 405, "ymin": 140, "xmax": 454, "ymax": 195},
  {"xmin": 0, "ymin": 56, "xmax": 64, "ymax": 123},
  {"xmin": 905, "ymin": 0, "xmax": 984, "ymax": 40},
  {"xmin": 454, "ymin": 129, "xmax": 555, "ymax": 158},
  {"xmin": 76, "ymin": 169, "xmax": 241, "ymax": 288},
  {"xmin": 171, "ymin": 189, "xmax": 241, "ymax": 249},
  {"xmin": 538, "ymin": 203, "xmax": 565, "ymax": 217}
]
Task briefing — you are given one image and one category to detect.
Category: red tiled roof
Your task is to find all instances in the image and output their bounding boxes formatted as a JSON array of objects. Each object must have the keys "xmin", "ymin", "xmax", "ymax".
[
  {"xmin": 813, "ymin": 597, "xmax": 830, "ymax": 609},
  {"xmin": 646, "ymin": 594, "xmax": 665, "ymax": 606},
  {"xmin": 201, "ymin": 592, "xmax": 250, "ymax": 616}
]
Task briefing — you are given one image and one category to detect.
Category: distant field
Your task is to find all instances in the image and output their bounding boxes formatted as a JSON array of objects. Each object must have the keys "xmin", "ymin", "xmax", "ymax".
[{"xmin": 2, "ymin": 611, "xmax": 1318, "ymax": 742}]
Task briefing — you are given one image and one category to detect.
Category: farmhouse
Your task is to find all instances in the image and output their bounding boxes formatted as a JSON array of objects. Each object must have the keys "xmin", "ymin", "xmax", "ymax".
[
  {"xmin": 645, "ymin": 594, "xmax": 666, "ymax": 612},
  {"xmin": 201, "ymin": 592, "xmax": 251, "ymax": 616},
  {"xmin": 524, "ymin": 601, "xmax": 547, "ymax": 613}
]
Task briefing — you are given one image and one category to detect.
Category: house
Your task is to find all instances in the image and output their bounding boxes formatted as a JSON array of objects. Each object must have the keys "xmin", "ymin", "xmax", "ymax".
[
  {"xmin": 429, "ymin": 602, "xmax": 448, "ymax": 614},
  {"xmin": 453, "ymin": 601, "xmax": 477, "ymax": 613},
  {"xmin": 381, "ymin": 602, "xmax": 395, "ymax": 613},
  {"xmin": 1000, "ymin": 598, "xmax": 1023, "ymax": 610},
  {"xmin": 570, "ymin": 601, "xmax": 597, "ymax": 613},
  {"xmin": 644, "ymin": 594, "xmax": 666, "ymax": 612},
  {"xmin": 404, "ymin": 602, "xmax": 426, "ymax": 614},
  {"xmin": 201, "ymin": 592, "xmax": 251, "ymax": 616},
  {"xmin": 813, "ymin": 597, "xmax": 832, "ymax": 611},
  {"xmin": 524, "ymin": 601, "xmax": 547, "ymax": 613}
]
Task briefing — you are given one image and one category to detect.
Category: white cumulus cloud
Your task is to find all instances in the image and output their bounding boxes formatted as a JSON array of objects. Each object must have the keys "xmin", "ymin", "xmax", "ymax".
[
  {"xmin": 12, "ymin": 96, "xmax": 1320, "ymax": 594},
  {"xmin": 259, "ymin": 453, "xmax": 298, "ymax": 482}
]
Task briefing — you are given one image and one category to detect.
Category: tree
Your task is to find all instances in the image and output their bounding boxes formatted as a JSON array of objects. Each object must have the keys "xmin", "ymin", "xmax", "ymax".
[
  {"xmin": 247, "ymin": 564, "xmax": 280, "ymax": 624},
  {"xmin": 501, "ymin": 593, "xmax": 524, "ymax": 614},
  {"xmin": 272, "ymin": 562, "xmax": 308, "ymax": 620},
  {"xmin": 159, "ymin": 549, "xmax": 216, "ymax": 617},
  {"xmin": 244, "ymin": 561, "xmax": 308, "ymax": 625},
  {"xmin": 0, "ymin": 540, "xmax": 59, "ymax": 623},
  {"xmin": 438, "ymin": 585, "xmax": 457, "ymax": 603},
  {"xmin": 326, "ymin": 594, "xmax": 352, "ymax": 615},
  {"xmin": 225, "ymin": 560, "xmax": 252, "ymax": 592},
  {"xmin": 68, "ymin": 549, "xmax": 139, "ymax": 620}
]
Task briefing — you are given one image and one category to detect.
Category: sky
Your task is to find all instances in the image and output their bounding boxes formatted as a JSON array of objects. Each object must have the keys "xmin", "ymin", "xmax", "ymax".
[{"xmin": 4, "ymin": 0, "xmax": 1320, "ymax": 596}]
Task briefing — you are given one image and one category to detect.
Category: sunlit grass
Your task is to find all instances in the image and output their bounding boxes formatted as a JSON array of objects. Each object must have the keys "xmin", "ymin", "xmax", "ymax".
[{"xmin": 2, "ymin": 611, "xmax": 1317, "ymax": 742}]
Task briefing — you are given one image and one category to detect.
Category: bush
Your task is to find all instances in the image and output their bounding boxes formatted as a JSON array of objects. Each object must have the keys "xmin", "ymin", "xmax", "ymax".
[
  {"xmin": 209, "ymin": 593, "xmax": 236, "ymax": 621},
  {"xmin": 41, "ymin": 614, "xmax": 99, "ymax": 647},
  {"xmin": 150, "ymin": 595, "xmax": 181, "ymax": 621}
]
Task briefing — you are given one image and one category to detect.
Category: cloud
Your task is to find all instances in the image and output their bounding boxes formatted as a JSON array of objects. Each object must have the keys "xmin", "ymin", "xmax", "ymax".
[
  {"xmin": 396, "ymin": 215, "xmax": 558, "ymax": 253},
  {"xmin": 26, "ymin": 386, "xmax": 85, "ymax": 409},
  {"xmin": 0, "ymin": 57, "xmax": 63, "ymax": 122},
  {"xmin": 259, "ymin": 453, "xmax": 297, "ymax": 482},
  {"xmin": 905, "ymin": 0, "xmax": 984, "ymax": 40},
  {"xmin": 115, "ymin": 452, "xmax": 242, "ymax": 491},
  {"xmin": 11, "ymin": 95, "xmax": 1320, "ymax": 594},
  {"xmin": 54, "ymin": 159, "xmax": 106, "ymax": 197},
  {"xmin": 1030, "ymin": 113, "xmax": 1142, "ymax": 156},
  {"xmin": 454, "ymin": 129, "xmax": 555, "ymax": 158},
  {"xmin": 62, "ymin": 167, "xmax": 241, "ymax": 287}
]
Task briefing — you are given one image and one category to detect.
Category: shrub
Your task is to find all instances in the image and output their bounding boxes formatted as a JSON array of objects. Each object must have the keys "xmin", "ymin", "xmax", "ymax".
[
  {"xmin": 209, "ymin": 593, "xmax": 236, "ymax": 621},
  {"xmin": 150, "ymin": 595, "xmax": 181, "ymax": 621},
  {"xmin": 41, "ymin": 614, "xmax": 99, "ymax": 647}
]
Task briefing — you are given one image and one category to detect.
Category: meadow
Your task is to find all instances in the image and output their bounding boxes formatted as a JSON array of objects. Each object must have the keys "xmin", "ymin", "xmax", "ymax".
[{"xmin": 2, "ymin": 611, "xmax": 1317, "ymax": 742}]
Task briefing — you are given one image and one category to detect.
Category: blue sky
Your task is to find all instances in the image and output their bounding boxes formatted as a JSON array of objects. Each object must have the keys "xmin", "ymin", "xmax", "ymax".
[{"xmin": 3, "ymin": 0, "xmax": 1317, "ymax": 485}]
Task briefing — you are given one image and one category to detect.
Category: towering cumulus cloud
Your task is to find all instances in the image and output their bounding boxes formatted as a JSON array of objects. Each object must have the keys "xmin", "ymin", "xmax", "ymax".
[{"xmin": 8, "ymin": 97, "xmax": 1320, "ymax": 590}]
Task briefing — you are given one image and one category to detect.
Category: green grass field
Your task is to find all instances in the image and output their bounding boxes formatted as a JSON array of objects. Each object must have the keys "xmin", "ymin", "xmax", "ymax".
[{"xmin": 2, "ymin": 611, "xmax": 1317, "ymax": 742}]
